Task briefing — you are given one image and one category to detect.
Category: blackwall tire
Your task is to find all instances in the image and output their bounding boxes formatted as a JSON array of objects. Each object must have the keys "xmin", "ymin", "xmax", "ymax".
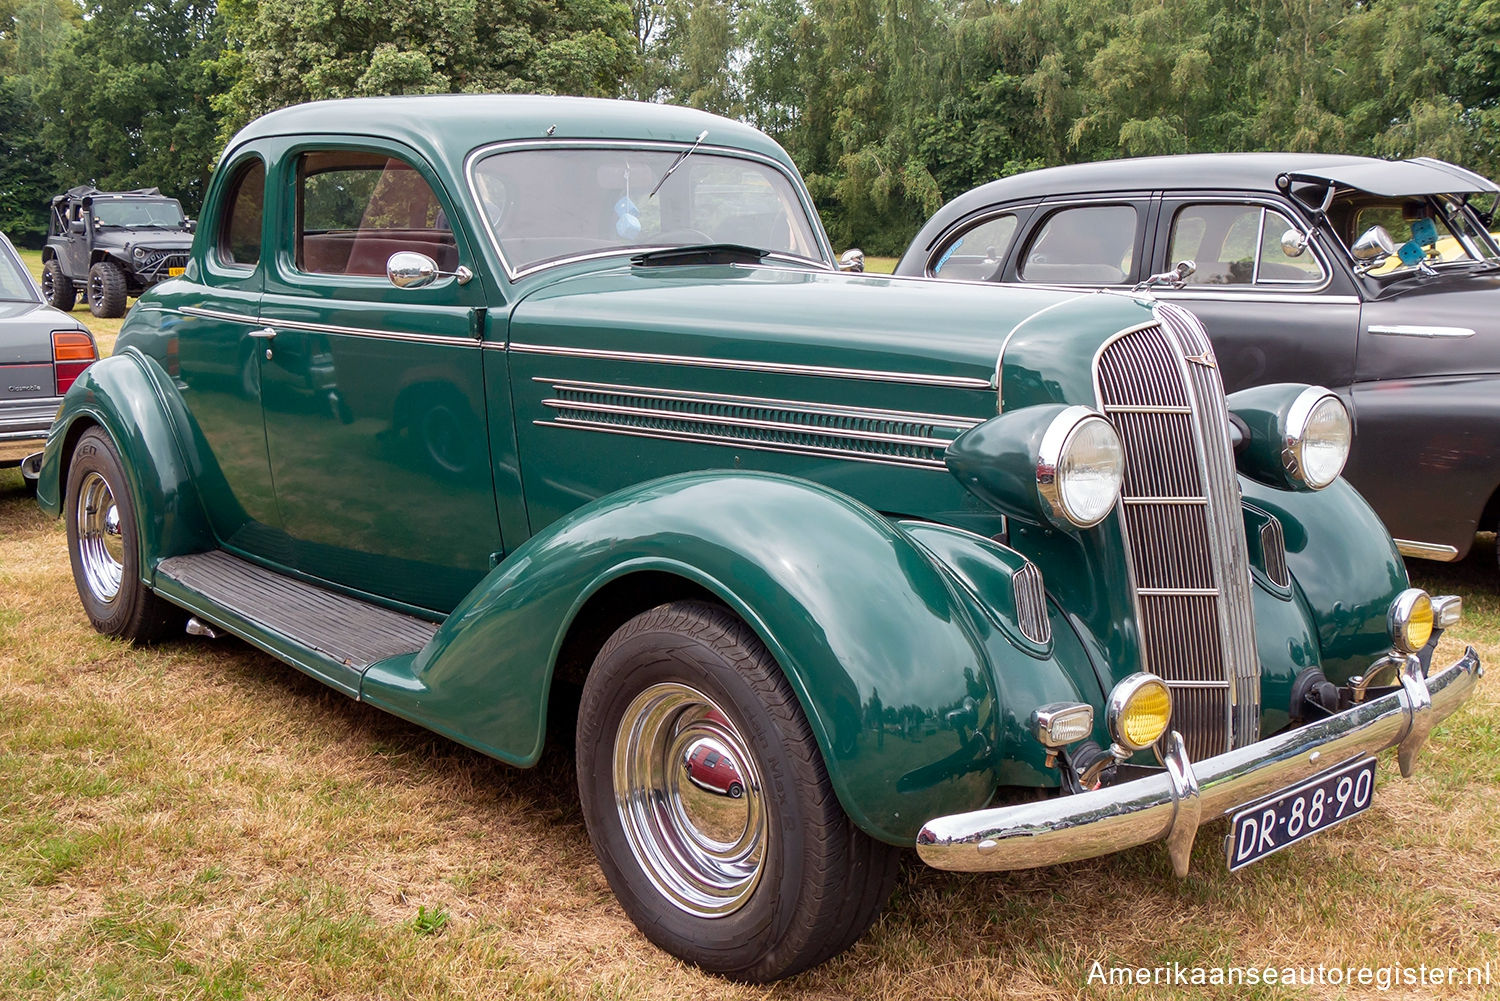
[
  {"xmin": 64, "ymin": 427, "xmax": 183, "ymax": 643},
  {"xmin": 42, "ymin": 259, "xmax": 77, "ymax": 311},
  {"xmin": 576, "ymin": 600, "xmax": 900, "ymax": 982},
  {"xmin": 87, "ymin": 261, "xmax": 128, "ymax": 318}
]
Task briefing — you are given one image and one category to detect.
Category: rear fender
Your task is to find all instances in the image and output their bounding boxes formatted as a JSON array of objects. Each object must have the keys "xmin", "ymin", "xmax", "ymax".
[
  {"xmin": 36, "ymin": 350, "xmax": 214, "ymax": 574},
  {"xmin": 362, "ymin": 471, "xmax": 1070, "ymax": 844}
]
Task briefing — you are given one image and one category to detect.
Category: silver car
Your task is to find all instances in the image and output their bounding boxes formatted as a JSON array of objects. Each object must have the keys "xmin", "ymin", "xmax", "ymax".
[{"xmin": 1, "ymin": 232, "xmax": 98, "ymax": 483}]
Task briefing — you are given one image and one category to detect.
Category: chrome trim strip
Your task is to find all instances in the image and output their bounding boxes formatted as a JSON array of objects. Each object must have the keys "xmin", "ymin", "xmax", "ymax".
[
  {"xmin": 506, "ymin": 342, "xmax": 993, "ymax": 389},
  {"xmin": 1395, "ymin": 539, "xmax": 1462, "ymax": 561},
  {"xmin": 1122, "ymin": 496, "xmax": 1207, "ymax": 505},
  {"xmin": 1138, "ymin": 587, "xmax": 1221, "ymax": 596},
  {"xmin": 178, "ymin": 306, "xmax": 477, "ymax": 347},
  {"xmin": 542, "ymin": 399, "xmax": 956, "ymax": 449},
  {"xmin": 535, "ymin": 378, "xmax": 983, "ymax": 428},
  {"xmin": 533, "ymin": 419, "xmax": 949, "ymax": 470},
  {"xmin": 915, "ymin": 647, "xmax": 1481, "ymax": 873},
  {"xmin": 463, "ymin": 138, "xmax": 837, "ymax": 280},
  {"xmin": 1106, "ymin": 404, "xmax": 1194, "ymax": 414},
  {"xmin": 1154, "ymin": 291, "xmax": 1356, "ymax": 305},
  {"xmin": 1368, "ymin": 324, "xmax": 1475, "ymax": 339}
]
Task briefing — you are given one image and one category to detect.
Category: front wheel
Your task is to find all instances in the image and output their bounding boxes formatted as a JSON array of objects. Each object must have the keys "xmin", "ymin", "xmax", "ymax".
[
  {"xmin": 64, "ymin": 427, "xmax": 183, "ymax": 643},
  {"xmin": 42, "ymin": 259, "xmax": 77, "ymax": 311},
  {"xmin": 87, "ymin": 261, "xmax": 128, "ymax": 318},
  {"xmin": 576, "ymin": 600, "xmax": 900, "ymax": 982}
]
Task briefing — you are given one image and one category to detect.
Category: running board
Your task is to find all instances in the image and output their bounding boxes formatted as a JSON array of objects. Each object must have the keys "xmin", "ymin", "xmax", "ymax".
[{"xmin": 155, "ymin": 550, "xmax": 440, "ymax": 697}]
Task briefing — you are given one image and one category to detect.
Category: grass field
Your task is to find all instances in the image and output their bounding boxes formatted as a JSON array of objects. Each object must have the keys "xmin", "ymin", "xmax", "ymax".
[{"xmin": 3, "ymin": 249, "xmax": 1497, "ymax": 998}]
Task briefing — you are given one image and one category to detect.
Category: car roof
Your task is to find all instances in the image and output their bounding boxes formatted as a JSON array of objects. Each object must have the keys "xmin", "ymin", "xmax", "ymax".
[
  {"xmin": 936, "ymin": 152, "xmax": 1496, "ymax": 215},
  {"xmin": 226, "ymin": 94, "xmax": 797, "ymax": 173}
]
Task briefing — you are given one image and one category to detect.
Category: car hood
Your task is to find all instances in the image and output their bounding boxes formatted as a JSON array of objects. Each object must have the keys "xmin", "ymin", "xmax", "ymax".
[
  {"xmin": 510, "ymin": 263, "xmax": 1159, "ymax": 416},
  {"xmin": 97, "ymin": 232, "xmax": 195, "ymax": 251},
  {"xmin": 0, "ymin": 300, "xmax": 87, "ymax": 364},
  {"xmin": 1358, "ymin": 274, "xmax": 1500, "ymax": 381}
]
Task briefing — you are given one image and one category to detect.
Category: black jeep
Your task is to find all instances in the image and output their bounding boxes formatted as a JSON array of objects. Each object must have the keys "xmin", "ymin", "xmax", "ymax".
[{"xmin": 41, "ymin": 186, "xmax": 195, "ymax": 318}]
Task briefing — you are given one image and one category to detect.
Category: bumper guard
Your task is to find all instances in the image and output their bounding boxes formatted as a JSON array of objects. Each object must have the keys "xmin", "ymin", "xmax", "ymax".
[{"xmin": 916, "ymin": 647, "xmax": 1482, "ymax": 875}]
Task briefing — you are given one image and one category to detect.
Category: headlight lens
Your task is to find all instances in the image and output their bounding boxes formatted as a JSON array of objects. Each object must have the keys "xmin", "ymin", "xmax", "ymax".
[
  {"xmin": 1107, "ymin": 673, "xmax": 1172, "ymax": 752},
  {"xmin": 1389, "ymin": 588, "xmax": 1434, "ymax": 653},
  {"xmin": 1037, "ymin": 407, "xmax": 1124, "ymax": 528},
  {"xmin": 132, "ymin": 246, "xmax": 147, "ymax": 260},
  {"xmin": 1030, "ymin": 702, "xmax": 1095, "ymax": 748},
  {"xmin": 1284, "ymin": 388, "xmax": 1351, "ymax": 489}
]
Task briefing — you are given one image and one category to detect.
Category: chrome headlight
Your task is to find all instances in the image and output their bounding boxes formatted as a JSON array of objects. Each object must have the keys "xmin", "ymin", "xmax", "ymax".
[
  {"xmin": 1283, "ymin": 387, "xmax": 1350, "ymax": 489},
  {"xmin": 1388, "ymin": 587, "xmax": 1434, "ymax": 654},
  {"xmin": 1037, "ymin": 407, "xmax": 1125, "ymax": 528},
  {"xmin": 1106, "ymin": 673, "xmax": 1173, "ymax": 753}
]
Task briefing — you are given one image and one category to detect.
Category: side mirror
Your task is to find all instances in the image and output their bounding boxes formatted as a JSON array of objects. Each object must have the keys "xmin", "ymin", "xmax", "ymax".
[
  {"xmin": 838, "ymin": 249, "xmax": 865, "ymax": 273},
  {"xmin": 387, "ymin": 251, "xmax": 473, "ymax": 288},
  {"xmin": 1350, "ymin": 225, "xmax": 1396, "ymax": 263},
  {"xmin": 185, "ymin": 219, "xmax": 196, "ymax": 232},
  {"xmin": 1280, "ymin": 229, "xmax": 1308, "ymax": 258},
  {"xmin": 69, "ymin": 220, "xmax": 87, "ymax": 235}
]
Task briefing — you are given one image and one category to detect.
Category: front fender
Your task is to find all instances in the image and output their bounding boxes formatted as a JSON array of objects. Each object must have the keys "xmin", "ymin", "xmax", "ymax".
[
  {"xmin": 36, "ymin": 351, "xmax": 214, "ymax": 572},
  {"xmin": 362, "ymin": 471, "xmax": 1038, "ymax": 844},
  {"xmin": 1240, "ymin": 475, "xmax": 1406, "ymax": 685}
]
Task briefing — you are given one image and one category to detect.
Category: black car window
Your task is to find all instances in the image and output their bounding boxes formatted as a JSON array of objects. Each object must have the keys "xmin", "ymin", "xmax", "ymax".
[
  {"xmin": 1168, "ymin": 204, "xmax": 1324, "ymax": 285},
  {"xmin": 296, "ymin": 150, "xmax": 457, "ymax": 277},
  {"xmin": 0, "ymin": 241, "xmax": 36, "ymax": 301},
  {"xmin": 930, "ymin": 214, "xmax": 1018, "ymax": 280},
  {"xmin": 1019, "ymin": 205, "xmax": 1135, "ymax": 284},
  {"xmin": 219, "ymin": 158, "xmax": 265, "ymax": 268}
]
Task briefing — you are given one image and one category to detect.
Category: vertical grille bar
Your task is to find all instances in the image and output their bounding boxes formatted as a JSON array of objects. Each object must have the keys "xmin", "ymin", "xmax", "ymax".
[{"xmin": 1094, "ymin": 310, "xmax": 1261, "ymax": 759}]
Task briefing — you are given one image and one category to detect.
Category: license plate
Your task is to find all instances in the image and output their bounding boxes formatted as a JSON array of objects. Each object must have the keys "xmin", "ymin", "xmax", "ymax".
[
  {"xmin": 1226, "ymin": 755, "xmax": 1376, "ymax": 871},
  {"xmin": 167, "ymin": 266, "xmax": 185, "ymax": 276}
]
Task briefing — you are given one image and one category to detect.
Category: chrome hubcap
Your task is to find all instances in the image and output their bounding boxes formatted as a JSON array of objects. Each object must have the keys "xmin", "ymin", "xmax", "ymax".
[
  {"xmin": 614, "ymin": 682, "xmax": 767, "ymax": 917},
  {"xmin": 76, "ymin": 471, "xmax": 124, "ymax": 603}
]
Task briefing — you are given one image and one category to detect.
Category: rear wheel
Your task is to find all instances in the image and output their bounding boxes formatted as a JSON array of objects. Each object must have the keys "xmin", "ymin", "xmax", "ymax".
[
  {"xmin": 576, "ymin": 600, "xmax": 900, "ymax": 982},
  {"xmin": 64, "ymin": 427, "xmax": 183, "ymax": 643},
  {"xmin": 87, "ymin": 261, "xmax": 128, "ymax": 318},
  {"xmin": 42, "ymin": 259, "xmax": 76, "ymax": 311}
]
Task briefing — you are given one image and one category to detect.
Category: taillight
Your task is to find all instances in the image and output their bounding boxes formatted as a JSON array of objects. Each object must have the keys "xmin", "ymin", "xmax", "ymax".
[{"xmin": 53, "ymin": 330, "xmax": 97, "ymax": 395}]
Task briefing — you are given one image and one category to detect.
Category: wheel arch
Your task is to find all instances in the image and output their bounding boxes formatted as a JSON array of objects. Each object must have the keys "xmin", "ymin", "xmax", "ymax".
[{"xmin": 361, "ymin": 471, "xmax": 1015, "ymax": 845}]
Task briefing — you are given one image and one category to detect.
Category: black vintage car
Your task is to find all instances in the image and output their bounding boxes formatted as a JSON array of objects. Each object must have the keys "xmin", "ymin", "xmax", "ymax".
[
  {"xmin": 42, "ymin": 186, "xmax": 196, "ymax": 318},
  {"xmin": 897, "ymin": 154, "xmax": 1500, "ymax": 571}
]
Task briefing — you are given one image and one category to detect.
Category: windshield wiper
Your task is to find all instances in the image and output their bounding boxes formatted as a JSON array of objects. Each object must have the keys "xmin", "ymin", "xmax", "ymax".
[
  {"xmin": 631, "ymin": 243, "xmax": 768, "ymax": 267},
  {"xmin": 649, "ymin": 130, "xmax": 708, "ymax": 199}
]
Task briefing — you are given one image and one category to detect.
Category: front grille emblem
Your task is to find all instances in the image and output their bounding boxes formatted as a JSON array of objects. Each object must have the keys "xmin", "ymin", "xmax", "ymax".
[{"xmin": 1183, "ymin": 352, "xmax": 1217, "ymax": 369}]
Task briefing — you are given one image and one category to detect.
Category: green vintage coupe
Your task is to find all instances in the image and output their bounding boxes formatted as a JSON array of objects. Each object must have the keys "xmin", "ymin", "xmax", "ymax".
[{"xmin": 36, "ymin": 96, "xmax": 1482, "ymax": 981}]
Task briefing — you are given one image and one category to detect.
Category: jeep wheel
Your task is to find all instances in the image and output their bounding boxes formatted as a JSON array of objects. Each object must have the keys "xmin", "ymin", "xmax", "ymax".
[
  {"xmin": 64, "ymin": 427, "xmax": 184, "ymax": 643},
  {"xmin": 42, "ymin": 259, "xmax": 77, "ymax": 311},
  {"xmin": 87, "ymin": 261, "xmax": 128, "ymax": 318},
  {"xmin": 576, "ymin": 600, "xmax": 901, "ymax": 982}
]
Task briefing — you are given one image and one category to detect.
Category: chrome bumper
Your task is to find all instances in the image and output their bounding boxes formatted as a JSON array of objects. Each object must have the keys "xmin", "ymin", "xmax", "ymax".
[{"xmin": 916, "ymin": 647, "xmax": 1483, "ymax": 876}]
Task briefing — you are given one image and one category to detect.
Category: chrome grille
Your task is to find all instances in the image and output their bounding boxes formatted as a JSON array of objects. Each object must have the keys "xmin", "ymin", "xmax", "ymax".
[
  {"xmin": 1260, "ymin": 517, "xmax": 1290, "ymax": 589},
  {"xmin": 1095, "ymin": 306, "xmax": 1260, "ymax": 759},
  {"xmin": 1012, "ymin": 562, "xmax": 1051, "ymax": 645}
]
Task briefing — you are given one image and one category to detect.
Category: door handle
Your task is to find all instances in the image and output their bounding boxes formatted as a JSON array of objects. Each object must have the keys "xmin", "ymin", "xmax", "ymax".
[{"xmin": 247, "ymin": 327, "xmax": 277, "ymax": 340}]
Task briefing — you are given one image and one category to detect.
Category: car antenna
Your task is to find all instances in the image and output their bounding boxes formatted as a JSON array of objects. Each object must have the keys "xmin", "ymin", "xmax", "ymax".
[{"xmin": 649, "ymin": 130, "xmax": 708, "ymax": 199}]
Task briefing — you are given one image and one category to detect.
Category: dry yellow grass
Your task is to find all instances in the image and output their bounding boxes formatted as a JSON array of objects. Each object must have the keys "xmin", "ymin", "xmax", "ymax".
[{"xmin": 3, "ymin": 471, "xmax": 1496, "ymax": 999}]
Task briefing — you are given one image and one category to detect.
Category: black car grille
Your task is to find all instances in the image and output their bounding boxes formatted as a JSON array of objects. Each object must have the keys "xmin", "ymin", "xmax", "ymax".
[
  {"xmin": 138, "ymin": 251, "xmax": 189, "ymax": 281},
  {"xmin": 1094, "ymin": 304, "xmax": 1260, "ymax": 760}
]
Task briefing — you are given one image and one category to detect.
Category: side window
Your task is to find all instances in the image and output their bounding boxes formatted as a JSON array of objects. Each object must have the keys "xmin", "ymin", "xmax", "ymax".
[
  {"xmin": 296, "ymin": 150, "xmax": 456, "ymax": 276},
  {"xmin": 1168, "ymin": 203, "xmax": 1325, "ymax": 285},
  {"xmin": 1019, "ymin": 205, "xmax": 1136, "ymax": 284},
  {"xmin": 219, "ymin": 159, "xmax": 265, "ymax": 268},
  {"xmin": 929, "ymin": 214, "xmax": 1018, "ymax": 280}
]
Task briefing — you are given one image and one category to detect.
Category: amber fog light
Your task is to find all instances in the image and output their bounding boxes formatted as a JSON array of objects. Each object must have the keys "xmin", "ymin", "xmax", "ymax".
[
  {"xmin": 1389, "ymin": 588, "xmax": 1434, "ymax": 654},
  {"xmin": 1107, "ymin": 673, "xmax": 1172, "ymax": 753}
]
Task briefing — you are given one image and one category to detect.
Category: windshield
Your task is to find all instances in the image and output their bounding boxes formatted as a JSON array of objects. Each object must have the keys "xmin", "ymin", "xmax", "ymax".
[
  {"xmin": 470, "ymin": 146, "xmax": 825, "ymax": 275},
  {"xmin": 0, "ymin": 241, "xmax": 38, "ymax": 302},
  {"xmin": 1329, "ymin": 192, "xmax": 1500, "ymax": 276},
  {"xmin": 91, "ymin": 198, "xmax": 186, "ymax": 228}
]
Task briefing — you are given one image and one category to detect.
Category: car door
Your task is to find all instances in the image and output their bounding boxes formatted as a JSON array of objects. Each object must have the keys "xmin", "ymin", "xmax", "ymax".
[
  {"xmin": 256, "ymin": 139, "xmax": 501, "ymax": 613},
  {"xmin": 169, "ymin": 150, "xmax": 285, "ymax": 556},
  {"xmin": 1149, "ymin": 196, "xmax": 1361, "ymax": 394}
]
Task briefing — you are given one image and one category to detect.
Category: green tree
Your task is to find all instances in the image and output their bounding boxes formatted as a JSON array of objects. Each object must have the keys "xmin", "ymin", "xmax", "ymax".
[
  {"xmin": 0, "ymin": 76, "xmax": 58, "ymax": 245},
  {"xmin": 215, "ymin": 0, "xmax": 636, "ymax": 137}
]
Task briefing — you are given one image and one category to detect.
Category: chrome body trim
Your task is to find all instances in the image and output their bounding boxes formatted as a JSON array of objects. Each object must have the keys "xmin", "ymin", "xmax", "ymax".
[
  {"xmin": 462, "ymin": 138, "xmax": 837, "ymax": 280},
  {"xmin": 1011, "ymin": 562, "xmax": 1051, "ymax": 645},
  {"xmin": 1155, "ymin": 291, "xmax": 1358, "ymax": 305},
  {"xmin": 916, "ymin": 647, "xmax": 1483, "ymax": 873},
  {"xmin": 1367, "ymin": 324, "xmax": 1476, "ymax": 339},
  {"xmin": 177, "ymin": 306, "xmax": 477, "ymax": 347},
  {"xmin": 1259, "ymin": 516, "xmax": 1291, "ymax": 589},
  {"xmin": 1394, "ymin": 539, "xmax": 1462, "ymax": 562},
  {"xmin": 506, "ymin": 342, "xmax": 993, "ymax": 389}
]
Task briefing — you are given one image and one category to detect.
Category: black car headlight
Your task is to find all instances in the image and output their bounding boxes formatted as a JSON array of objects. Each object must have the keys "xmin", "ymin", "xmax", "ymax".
[{"xmin": 1227, "ymin": 383, "xmax": 1352, "ymax": 491}]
